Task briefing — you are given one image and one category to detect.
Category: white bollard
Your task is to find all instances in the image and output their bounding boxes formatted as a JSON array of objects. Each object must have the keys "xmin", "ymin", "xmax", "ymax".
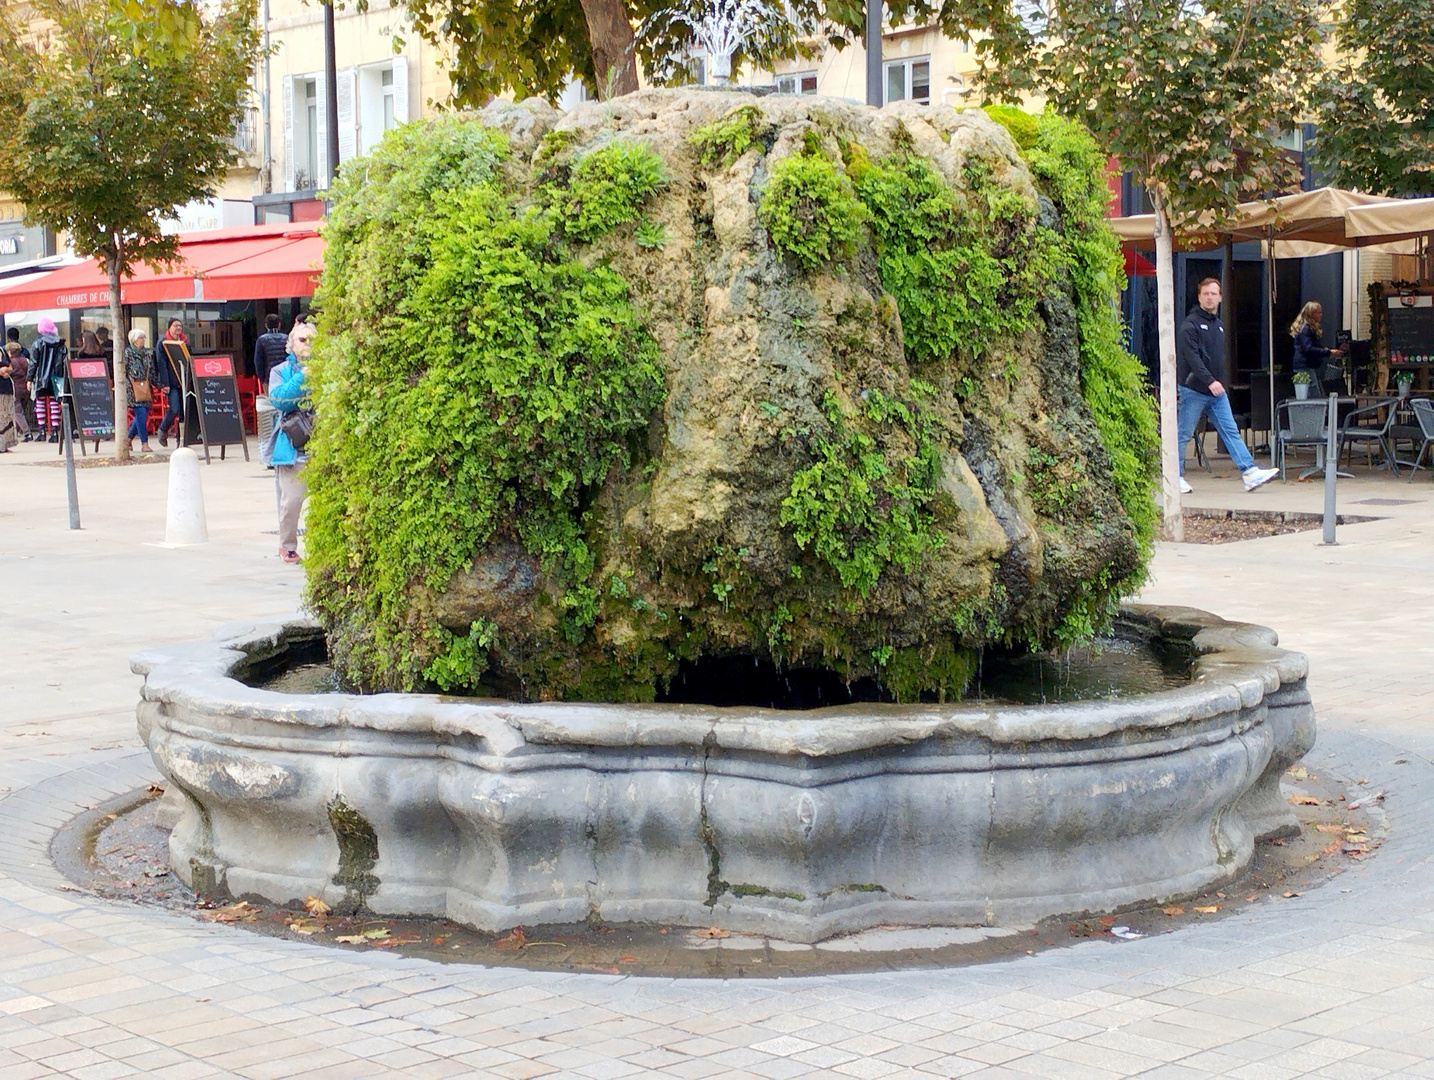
[{"xmin": 164, "ymin": 447, "xmax": 209, "ymax": 546}]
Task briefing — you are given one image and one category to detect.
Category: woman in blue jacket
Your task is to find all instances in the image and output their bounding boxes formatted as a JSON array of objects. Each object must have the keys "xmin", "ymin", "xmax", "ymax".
[
  {"xmin": 264, "ymin": 323, "xmax": 315, "ymax": 564},
  {"xmin": 1290, "ymin": 302, "xmax": 1345, "ymax": 394}
]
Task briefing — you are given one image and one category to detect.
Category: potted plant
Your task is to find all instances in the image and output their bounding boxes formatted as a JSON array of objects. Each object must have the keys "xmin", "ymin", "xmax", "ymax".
[
  {"xmin": 1292, "ymin": 370, "xmax": 1313, "ymax": 399},
  {"xmin": 1396, "ymin": 371, "xmax": 1415, "ymax": 398}
]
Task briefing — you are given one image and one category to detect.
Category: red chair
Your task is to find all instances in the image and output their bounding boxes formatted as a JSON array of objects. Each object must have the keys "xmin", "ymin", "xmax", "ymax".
[{"xmin": 236, "ymin": 375, "xmax": 262, "ymax": 434}]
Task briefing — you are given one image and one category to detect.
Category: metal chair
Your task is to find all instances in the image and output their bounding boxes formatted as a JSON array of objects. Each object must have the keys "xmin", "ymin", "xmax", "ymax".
[
  {"xmin": 1275, "ymin": 400, "xmax": 1329, "ymax": 482},
  {"xmin": 1404, "ymin": 398, "xmax": 1434, "ymax": 482},
  {"xmin": 1339, "ymin": 398, "xmax": 1401, "ymax": 476}
]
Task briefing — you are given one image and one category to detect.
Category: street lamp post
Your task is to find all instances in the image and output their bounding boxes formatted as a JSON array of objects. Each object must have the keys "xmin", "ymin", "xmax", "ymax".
[
  {"xmin": 866, "ymin": 0, "xmax": 882, "ymax": 106},
  {"xmin": 323, "ymin": 0, "xmax": 339, "ymax": 189}
]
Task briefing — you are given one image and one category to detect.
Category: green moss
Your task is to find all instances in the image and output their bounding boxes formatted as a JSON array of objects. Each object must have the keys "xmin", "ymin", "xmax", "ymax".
[
  {"xmin": 689, "ymin": 105, "xmax": 770, "ymax": 168},
  {"xmin": 1023, "ymin": 113, "xmax": 1160, "ymax": 566},
  {"xmin": 879, "ymin": 637, "xmax": 978, "ymax": 703},
  {"xmin": 758, "ymin": 151, "xmax": 867, "ymax": 270},
  {"xmin": 983, "ymin": 104, "xmax": 1040, "ymax": 150},
  {"xmin": 304, "ymin": 123, "xmax": 664, "ymax": 693},
  {"xmin": 327, "ymin": 796, "xmax": 379, "ymax": 911},
  {"xmin": 780, "ymin": 388, "xmax": 944, "ymax": 596},
  {"xmin": 558, "ymin": 141, "xmax": 669, "ymax": 242},
  {"xmin": 852, "ymin": 151, "xmax": 1057, "ymax": 364},
  {"xmin": 1025, "ymin": 445, "xmax": 1091, "ymax": 522},
  {"xmin": 535, "ymin": 127, "xmax": 580, "ymax": 164}
]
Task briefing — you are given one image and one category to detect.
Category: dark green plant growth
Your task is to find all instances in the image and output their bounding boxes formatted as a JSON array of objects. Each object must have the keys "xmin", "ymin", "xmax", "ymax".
[
  {"xmin": 851, "ymin": 150, "xmax": 1057, "ymax": 364},
  {"xmin": 1023, "ymin": 112, "xmax": 1160, "ymax": 562},
  {"xmin": 983, "ymin": 104, "xmax": 1040, "ymax": 150},
  {"xmin": 758, "ymin": 151, "xmax": 867, "ymax": 270},
  {"xmin": 689, "ymin": 105, "xmax": 771, "ymax": 168},
  {"xmin": 878, "ymin": 638, "xmax": 978, "ymax": 703},
  {"xmin": 557, "ymin": 141, "xmax": 669, "ymax": 242},
  {"xmin": 780, "ymin": 388, "xmax": 944, "ymax": 596},
  {"xmin": 1025, "ymin": 445, "xmax": 1090, "ymax": 522},
  {"xmin": 305, "ymin": 119, "xmax": 664, "ymax": 693},
  {"xmin": 327, "ymin": 796, "xmax": 379, "ymax": 911},
  {"xmin": 535, "ymin": 128, "xmax": 581, "ymax": 164}
]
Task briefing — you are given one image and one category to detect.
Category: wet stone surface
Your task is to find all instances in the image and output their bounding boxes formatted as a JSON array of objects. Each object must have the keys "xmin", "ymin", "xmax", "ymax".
[{"xmin": 54, "ymin": 766, "xmax": 1385, "ymax": 979}]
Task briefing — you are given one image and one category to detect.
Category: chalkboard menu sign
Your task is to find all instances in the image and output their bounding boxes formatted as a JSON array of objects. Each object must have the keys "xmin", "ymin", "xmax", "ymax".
[
  {"xmin": 67, "ymin": 359, "xmax": 113, "ymax": 440},
  {"xmin": 191, "ymin": 354, "xmax": 249, "ymax": 462},
  {"xmin": 1388, "ymin": 299, "xmax": 1434, "ymax": 363}
]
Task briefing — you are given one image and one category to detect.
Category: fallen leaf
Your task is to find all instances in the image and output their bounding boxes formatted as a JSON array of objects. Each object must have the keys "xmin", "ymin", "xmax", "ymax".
[
  {"xmin": 1194, "ymin": 905, "xmax": 1219, "ymax": 914},
  {"xmin": 361, "ymin": 928, "xmax": 389, "ymax": 940},
  {"xmin": 1246, "ymin": 895, "xmax": 1258, "ymax": 903},
  {"xmin": 303, "ymin": 896, "xmax": 331, "ymax": 917},
  {"xmin": 287, "ymin": 919, "xmax": 326, "ymax": 935},
  {"xmin": 1283, "ymin": 890, "xmax": 1302, "ymax": 898},
  {"xmin": 1288, "ymin": 795, "xmax": 1322, "ymax": 806},
  {"xmin": 200, "ymin": 901, "xmax": 258, "ymax": 924},
  {"xmin": 496, "ymin": 928, "xmax": 527, "ymax": 949},
  {"xmin": 1162, "ymin": 906, "xmax": 1185, "ymax": 916},
  {"xmin": 1357, "ymin": 777, "xmax": 1368, "ymax": 784},
  {"xmin": 1315, "ymin": 823, "xmax": 1344, "ymax": 834},
  {"xmin": 619, "ymin": 955, "xmax": 639, "ymax": 962},
  {"xmin": 696, "ymin": 926, "xmax": 730, "ymax": 939},
  {"xmin": 1216, "ymin": 892, "xmax": 1226, "ymax": 899},
  {"xmin": 1286, "ymin": 766, "xmax": 1309, "ymax": 779},
  {"xmin": 432, "ymin": 936, "xmax": 449, "ymax": 946},
  {"xmin": 1348, "ymin": 791, "xmax": 1384, "ymax": 809},
  {"xmin": 147, "ymin": 783, "xmax": 165, "ymax": 795},
  {"xmin": 334, "ymin": 934, "xmax": 366, "ymax": 944},
  {"xmin": 1098, "ymin": 916, "xmax": 1117, "ymax": 926}
]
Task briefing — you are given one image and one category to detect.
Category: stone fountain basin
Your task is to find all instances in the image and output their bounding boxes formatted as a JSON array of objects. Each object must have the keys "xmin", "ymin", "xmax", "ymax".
[{"xmin": 132, "ymin": 605, "xmax": 1314, "ymax": 944}]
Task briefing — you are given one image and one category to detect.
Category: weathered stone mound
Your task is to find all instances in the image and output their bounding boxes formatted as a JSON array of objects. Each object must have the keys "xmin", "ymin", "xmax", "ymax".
[{"xmin": 304, "ymin": 89, "xmax": 1159, "ymax": 702}]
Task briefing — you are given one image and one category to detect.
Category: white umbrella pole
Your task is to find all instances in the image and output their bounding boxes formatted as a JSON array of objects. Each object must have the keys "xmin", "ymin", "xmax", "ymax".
[{"xmin": 1267, "ymin": 232, "xmax": 1277, "ymax": 466}]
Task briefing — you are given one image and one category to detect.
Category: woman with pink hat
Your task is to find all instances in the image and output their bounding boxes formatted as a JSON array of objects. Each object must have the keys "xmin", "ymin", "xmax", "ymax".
[{"xmin": 31, "ymin": 318, "xmax": 68, "ymax": 443}]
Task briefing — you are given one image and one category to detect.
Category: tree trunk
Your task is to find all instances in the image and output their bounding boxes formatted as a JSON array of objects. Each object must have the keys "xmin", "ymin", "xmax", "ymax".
[
  {"xmin": 1152, "ymin": 192, "xmax": 1182, "ymax": 541},
  {"xmin": 107, "ymin": 249, "xmax": 129, "ymax": 463},
  {"xmin": 579, "ymin": 0, "xmax": 638, "ymax": 99}
]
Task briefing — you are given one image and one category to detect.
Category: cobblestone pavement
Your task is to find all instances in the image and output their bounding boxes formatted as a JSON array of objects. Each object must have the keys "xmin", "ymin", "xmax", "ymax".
[{"xmin": 3, "ymin": 442, "xmax": 1434, "ymax": 1079}]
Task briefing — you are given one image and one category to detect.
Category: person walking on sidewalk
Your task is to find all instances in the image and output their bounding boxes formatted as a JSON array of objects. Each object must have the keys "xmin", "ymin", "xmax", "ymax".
[
  {"xmin": 5, "ymin": 342, "xmax": 30, "ymax": 441},
  {"xmin": 156, "ymin": 319, "xmax": 188, "ymax": 447},
  {"xmin": 30, "ymin": 318, "xmax": 67, "ymax": 443},
  {"xmin": 0, "ymin": 344, "xmax": 16, "ymax": 452},
  {"xmin": 251, "ymin": 314, "xmax": 289, "ymax": 384},
  {"xmin": 1176, "ymin": 277, "xmax": 1279, "ymax": 494},
  {"xmin": 264, "ymin": 323, "xmax": 315, "ymax": 565}
]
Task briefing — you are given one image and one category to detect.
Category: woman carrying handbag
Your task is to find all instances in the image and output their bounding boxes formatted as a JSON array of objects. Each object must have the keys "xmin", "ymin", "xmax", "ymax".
[{"xmin": 124, "ymin": 328, "xmax": 159, "ymax": 453}]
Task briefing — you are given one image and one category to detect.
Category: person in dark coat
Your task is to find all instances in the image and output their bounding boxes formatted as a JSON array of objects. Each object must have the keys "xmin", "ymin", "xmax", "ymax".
[
  {"xmin": 1290, "ymin": 302, "xmax": 1346, "ymax": 395},
  {"xmin": 252, "ymin": 314, "xmax": 289, "ymax": 384},
  {"xmin": 30, "ymin": 318, "xmax": 68, "ymax": 442},
  {"xmin": 157, "ymin": 318, "xmax": 189, "ymax": 447},
  {"xmin": 1176, "ymin": 277, "xmax": 1280, "ymax": 494}
]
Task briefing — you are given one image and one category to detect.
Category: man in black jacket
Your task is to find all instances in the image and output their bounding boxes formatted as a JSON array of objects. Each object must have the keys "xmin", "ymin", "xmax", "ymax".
[
  {"xmin": 1176, "ymin": 277, "xmax": 1279, "ymax": 493},
  {"xmin": 252, "ymin": 314, "xmax": 289, "ymax": 383}
]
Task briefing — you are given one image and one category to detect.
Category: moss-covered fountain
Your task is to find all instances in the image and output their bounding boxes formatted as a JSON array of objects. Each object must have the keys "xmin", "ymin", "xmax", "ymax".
[{"xmin": 134, "ymin": 91, "xmax": 1314, "ymax": 942}]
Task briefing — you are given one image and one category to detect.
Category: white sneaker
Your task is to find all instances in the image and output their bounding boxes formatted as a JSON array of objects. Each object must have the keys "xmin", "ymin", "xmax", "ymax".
[
  {"xmin": 1178, "ymin": 477, "xmax": 1193, "ymax": 495},
  {"xmin": 1242, "ymin": 466, "xmax": 1279, "ymax": 492}
]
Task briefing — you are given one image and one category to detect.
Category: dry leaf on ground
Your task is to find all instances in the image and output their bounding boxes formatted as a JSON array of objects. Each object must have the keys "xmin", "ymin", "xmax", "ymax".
[
  {"xmin": 496, "ymin": 928, "xmax": 527, "ymax": 949},
  {"xmin": 303, "ymin": 896, "xmax": 331, "ymax": 916},
  {"xmin": 696, "ymin": 927, "xmax": 730, "ymax": 939},
  {"xmin": 334, "ymin": 934, "xmax": 366, "ymax": 944},
  {"xmin": 200, "ymin": 902, "xmax": 258, "ymax": 923},
  {"xmin": 1288, "ymin": 795, "xmax": 1322, "ymax": 806},
  {"xmin": 1162, "ymin": 906, "xmax": 1185, "ymax": 916},
  {"xmin": 1194, "ymin": 905, "xmax": 1219, "ymax": 914}
]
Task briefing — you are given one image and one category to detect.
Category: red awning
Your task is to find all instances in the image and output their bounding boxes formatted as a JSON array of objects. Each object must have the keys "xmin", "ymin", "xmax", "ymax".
[
  {"xmin": 0, "ymin": 223, "xmax": 325, "ymax": 313},
  {"xmin": 201, "ymin": 234, "xmax": 325, "ymax": 301},
  {"xmin": 1124, "ymin": 249, "xmax": 1156, "ymax": 277}
]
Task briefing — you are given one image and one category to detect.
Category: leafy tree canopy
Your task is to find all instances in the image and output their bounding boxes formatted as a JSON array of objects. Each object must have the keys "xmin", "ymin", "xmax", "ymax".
[
  {"xmin": 1310, "ymin": 0, "xmax": 1434, "ymax": 196},
  {"xmin": 0, "ymin": 0, "xmax": 261, "ymax": 459}
]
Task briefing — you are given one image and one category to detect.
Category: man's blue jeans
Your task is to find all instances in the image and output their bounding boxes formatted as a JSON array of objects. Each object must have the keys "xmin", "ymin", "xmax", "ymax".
[{"xmin": 1176, "ymin": 385, "xmax": 1254, "ymax": 476}]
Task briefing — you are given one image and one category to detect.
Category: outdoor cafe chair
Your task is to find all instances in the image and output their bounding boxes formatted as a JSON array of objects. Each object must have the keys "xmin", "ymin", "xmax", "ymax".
[
  {"xmin": 1275, "ymin": 400, "xmax": 1329, "ymax": 482},
  {"xmin": 1338, "ymin": 398, "xmax": 1401, "ymax": 477},
  {"xmin": 1404, "ymin": 398, "xmax": 1434, "ymax": 482}
]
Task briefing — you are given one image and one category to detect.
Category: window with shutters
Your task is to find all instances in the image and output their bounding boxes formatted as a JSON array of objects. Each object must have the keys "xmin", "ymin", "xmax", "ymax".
[
  {"xmin": 289, "ymin": 77, "xmax": 319, "ymax": 190},
  {"xmin": 357, "ymin": 59, "xmax": 409, "ymax": 157}
]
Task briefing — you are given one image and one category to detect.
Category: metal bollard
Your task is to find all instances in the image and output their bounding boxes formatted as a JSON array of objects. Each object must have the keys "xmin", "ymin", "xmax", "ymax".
[{"xmin": 1322, "ymin": 391, "xmax": 1338, "ymax": 545}]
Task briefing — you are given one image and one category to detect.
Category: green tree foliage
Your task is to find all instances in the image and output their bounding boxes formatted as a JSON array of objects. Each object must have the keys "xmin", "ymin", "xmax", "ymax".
[
  {"xmin": 1311, "ymin": 0, "xmax": 1434, "ymax": 196},
  {"xmin": 758, "ymin": 151, "xmax": 867, "ymax": 269},
  {"xmin": 305, "ymin": 119, "xmax": 664, "ymax": 691},
  {"xmin": 0, "ymin": 0, "xmax": 261, "ymax": 460}
]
